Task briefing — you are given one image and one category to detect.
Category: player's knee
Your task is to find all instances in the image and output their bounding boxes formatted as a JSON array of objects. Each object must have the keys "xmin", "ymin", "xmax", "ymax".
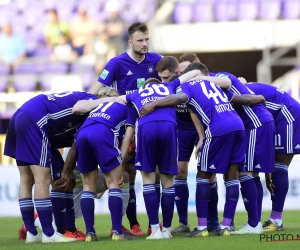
[
  {"xmin": 177, "ymin": 161, "xmax": 188, "ymax": 178},
  {"xmin": 20, "ymin": 174, "xmax": 35, "ymax": 187}
]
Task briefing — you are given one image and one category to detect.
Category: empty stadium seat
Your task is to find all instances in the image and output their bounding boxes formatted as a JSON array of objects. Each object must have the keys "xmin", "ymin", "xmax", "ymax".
[
  {"xmin": 282, "ymin": 0, "xmax": 300, "ymax": 19},
  {"xmin": 13, "ymin": 74, "xmax": 37, "ymax": 92}
]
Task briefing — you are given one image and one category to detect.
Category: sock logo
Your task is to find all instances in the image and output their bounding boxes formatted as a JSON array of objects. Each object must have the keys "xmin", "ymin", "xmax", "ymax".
[
  {"xmin": 129, "ymin": 199, "xmax": 135, "ymax": 203},
  {"xmin": 61, "ymin": 208, "xmax": 66, "ymax": 213},
  {"xmin": 243, "ymin": 198, "xmax": 249, "ymax": 203},
  {"xmin": 175, "ymin": 196, "xmax": 181, "ymax": 201}
]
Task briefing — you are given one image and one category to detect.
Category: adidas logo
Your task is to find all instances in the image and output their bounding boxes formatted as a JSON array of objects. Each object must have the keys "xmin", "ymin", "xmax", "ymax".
[
  {"xmin": 127, "ymin": 70, "xmax": 133, "ymax": 75},
  {"xmin": 135, "ymin": 162, "xmax": 141, "ymax": 167},
  {"xmin": 254, "ymin": 164, "xmax": 261, "ymax": 169},
  {"xmin": 295, "ymin": 144, "xmax": 300, "ymax": 149},
  {"xmin": 129, "ymin": 199, "xmax": 135, "ymax": 203},
  {"xmin": 209, "ymin": 164, "xmax": 216, "ymax": 170},
  {"xmin": 243, "ymin": 198, "xmax": 249, "ymax": 203},
  {"xmin": 61, "ymin": 208, "xmax": 66, "ymax": 213},
  {"xmin": 175, "ymin": 196, "xmax": 181, "ymax": 201}
]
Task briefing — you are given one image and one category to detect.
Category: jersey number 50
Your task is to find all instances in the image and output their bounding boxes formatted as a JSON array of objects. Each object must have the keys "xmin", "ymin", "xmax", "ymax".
[{"xmin": 139, "ymin": 84, "xmax": 170, "ymax": 97}]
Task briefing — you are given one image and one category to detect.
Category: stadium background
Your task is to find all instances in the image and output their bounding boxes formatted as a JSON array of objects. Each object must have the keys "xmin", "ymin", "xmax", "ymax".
[{"xmin": 1, "ymin": 0, "xmax": 300, "ymax": 216}]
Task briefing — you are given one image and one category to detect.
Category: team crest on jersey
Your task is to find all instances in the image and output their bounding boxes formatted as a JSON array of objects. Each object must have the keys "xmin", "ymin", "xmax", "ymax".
[
  {"xmin": 100, "ymin": 69, "xmax": 109, "ymax": 80},
  {"xmin": 137, "ymin": 78, "xmax": 145, "ymax": 88},
  {"xmin": 148, "ymin": 65, "xmax": 154, "ymax": 73}
]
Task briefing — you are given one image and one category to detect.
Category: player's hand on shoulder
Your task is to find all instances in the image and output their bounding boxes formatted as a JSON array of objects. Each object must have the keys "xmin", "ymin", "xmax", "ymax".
[{"xmin": 139, "ymin": 103, "xmax": 156, "ymax": 117}]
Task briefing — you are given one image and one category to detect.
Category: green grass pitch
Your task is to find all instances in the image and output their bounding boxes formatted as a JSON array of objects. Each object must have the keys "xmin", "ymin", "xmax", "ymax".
[{"xmin": 0, "ymin": 211, "xmax": 299, "ymax": 250}]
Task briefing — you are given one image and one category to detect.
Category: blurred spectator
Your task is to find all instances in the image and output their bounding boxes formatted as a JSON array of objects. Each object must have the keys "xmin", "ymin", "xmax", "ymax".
[
  {"xmin": 0, "ymin": 23, "xmax": 26, "ymax": 71},
  {"xmin": 51, "ymin": 32, "xmax": 78, "ymax": 62},
  {"xmin": 70, "ymin": 5, "xmax": 99, "ymax": 57},
  {"xmin": 104, "ymin": 0, "xmax": 126, "ymax": 54},
  {"xmin": 44, "ymin": 9, "xmax": 70, "ymax": 48},
  {"xmin": 83, "ymin": 30, "xmax": 117, "ymax": 74},
  {"xmin": 31, "ymin": 37, "xmax": 52, "ymax": 58}
]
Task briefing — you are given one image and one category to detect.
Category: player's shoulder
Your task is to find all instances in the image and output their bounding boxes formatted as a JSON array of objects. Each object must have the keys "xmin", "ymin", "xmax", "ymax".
[
  {"xmin": 146, "ymin": 52, "xmax": 163, "ymax": 62},
  {"xmin": 215, "ymin": 71, "xmax": 232, "ymax": 78}
]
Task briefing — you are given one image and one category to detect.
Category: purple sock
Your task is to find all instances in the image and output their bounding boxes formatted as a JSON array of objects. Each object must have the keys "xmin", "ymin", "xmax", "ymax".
[
  {"xmin": 162, "ymin": 186, "xmax": 175, "ymax": 228},
  {"xmin": 65, "ymin": 192, "xmax": 76, "ymax": 232},
  {"xmin": 222, "ymin": 180, "xmax": 239, "ymax": 227},
  {"xmin": 208, "ymin": 177, "xmax": 219, "ymax": 223},
  {"xmin": 239, "ymin": 175, "xmax": 258, "ymax": 227},
  {"xmin": 143, "ymin": 184, "xmax": 159, "ymax": 225},
  {"xmin": 196, "ymin": 178, "xmax": 210, "ymax": 227},
  {"xmin": 19, "ymin": 198, "xmax": 37, "ymax": 235},
  {"xmin": 50, "ymin": 190, "xmax": 66, "ymax": 233},
  {"xmin": 271, "ymin": 162, "xmax": 289, "ymax": 214},
  {"xmin": 270, "ymin": 210, "xmax": 282, "ymax": 220},
  {"xmin": 126, "ymin": 183, "xmax": 139, "ymax": 228},
  {"xmin": 174, "ymin": 178, "xmax": 189, "ymax": 225},
  {"xmin": 254, "ymin": 176, "xmax": 263, "ymax": 221},
  {"xmin": 108, "ymin": 189, "xmax": 123, "ymax": 234},
  {"xmin": 81, "ymin": 191, "xmax": 95, "ymax": 234},
  {"xmin": 155, "ymin": 182, "xmax": 161, "ymax": 205},
  {"xmin": 35, "ymin": 198, "xmax": 55, "ymax": 237}
]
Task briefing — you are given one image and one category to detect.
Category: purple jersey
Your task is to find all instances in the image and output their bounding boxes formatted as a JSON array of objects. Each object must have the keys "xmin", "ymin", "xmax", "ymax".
[
  {"xmin": 215, "ymin": 72, "xmax": 273, "ymax": 128},
  {"xmin": 126, "ymin": 79, "xmax": 180, "ymax": 127},
  {"xmin": 80, "ymin": 102, "xmax": 137, "ymax": 131},
  {"xmin": 97, "ymin": 51, "xmax": 162, "ymax": 95},
  {"xmin": 246, "ymin": 82, "xmax": 300, "ymax": 124},
  {"xmin": 19, "ymin": 91, "xmax": 96, "ymax": 140},
  {"xmin": 177, "ymin": 80, "xmax": 244, "ymax": 137}
]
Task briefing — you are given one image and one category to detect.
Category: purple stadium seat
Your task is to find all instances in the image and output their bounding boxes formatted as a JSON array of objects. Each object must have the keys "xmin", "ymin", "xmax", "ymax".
[
  {"xmin": 282, "ymin": 0, "xmax": 300, "ymax": 19},
  {"xmin": 14, "ymin": 63, "xmax": 41, "ymax": 74},
  {"xmin": 0, "ymin": 76, "xmax": 8, "ymax": 92},
  {"xmin": 80, "ymin": 72, "xmax": 95, "ymax": 90},
  {"xmin": 44, "ymin": 62, "xmax": 68, "ymax": 74},
  {"xmin": 193, "ymin": 0, "xmax": 214, "ymax": 22},
  {"xmin": 237, "ymin": 0, "xmax": 259, "ymax": 21},
  {"xmin": 259, "ymin": 0, "xmax": 281, "ymax": 20},
  {"xmin": 215, "ymin": 0, "xmax": 237, "ymax": 22},
  {"xmin": 172, "ymin": 3, "xmax": 193, "ymax": 24},
  {"xmin": 0, "ymin": 65, "xmax": 10, "ymax": 75},
  {"xmin": 13, "ymin": 74, "xmax": 37, "ymax": 92},
  {"xmin": 40, "ymin": 74, "xmax": 56, "ymax": 91},
  {"xmin": 70, "ymin": 63, "xmax": 95, "ymax": 74}
]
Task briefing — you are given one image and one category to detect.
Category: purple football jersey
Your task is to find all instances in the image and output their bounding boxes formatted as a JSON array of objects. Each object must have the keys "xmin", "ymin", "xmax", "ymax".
[
  {"xmin": 246, "ymin": 82, "xmax": 300, "ymax": 124},
  {"xmin": 97, "ymin": 51, "xmax": 162, "ymax": 95},
  {"xmin": 177, "ymin": 80, "xmax": 244, "ymax": 137},
  {"xmin": 19, "ymin": 91, "xmax": 96, "ymax": 139},
  {"xmin": 80, "ymin": 103, "xmax": 138, "ymax": 131},
  {"xmin": 126, "ymin": 79, "xmax": 180, "ymax": 127},
  {"xmin": 215, "ymin": 72, "xmax": 273, "ymax": 128}
]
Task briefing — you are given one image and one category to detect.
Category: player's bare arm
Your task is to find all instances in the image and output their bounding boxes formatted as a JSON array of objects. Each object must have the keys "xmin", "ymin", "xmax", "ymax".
[
  {"xmin": 190, "ymin": 110, "xmax": 204, "ymax": 159},
  {"xmin": 120, "ymin": 126, "xmax": 135, "ymax": 163},
  {"xmin": 72, "ymin": 97, "xmax": 125, "ymax": 114},
  {"xmin": 55, "ymin": 142, "xmax": 76, "ymax": 190},
  {"xmin": 139, "ymin": 93, "xmax": 188, "ymax": 117},
  {"xmin": 231, "ymin": 94, "xmax": 266, "ymax": 106},
  {"xmin": 190, "ymin": 75, "xmax": 231, "ymax": 89}
]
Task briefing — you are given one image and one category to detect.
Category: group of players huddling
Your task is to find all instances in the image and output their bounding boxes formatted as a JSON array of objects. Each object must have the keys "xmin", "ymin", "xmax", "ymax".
[{"xmin": 4, "ymin": 22, "xmax": 299, "ymax": 243}]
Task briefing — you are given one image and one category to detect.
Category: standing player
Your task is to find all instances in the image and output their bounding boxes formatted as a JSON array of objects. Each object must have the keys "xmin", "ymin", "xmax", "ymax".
[
  {"xmin": 119, "ymin": 69, "xmax": 202, "ymax": 239},
  {"xmin": 90, "ymin": 22, "xmax": 162, "ymax": 235},
  {"xmin": 4, "ymin": 91, "xmax": 120, "ymax": 243},
  {"xmin": 72, "ymin": 87, "xmax": 136, "ymax": 241},
  {"xmin": 246, "ymin": 82, "xmax": 300, "ymax": 232},
  {"xmin": 139, "ymin": 76, "xmax": 245, "ymax": 237}
]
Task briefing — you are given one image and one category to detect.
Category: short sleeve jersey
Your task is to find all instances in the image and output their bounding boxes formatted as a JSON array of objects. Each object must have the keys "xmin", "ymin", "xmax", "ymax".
[
  {"xmin": 80, "ymin": 102, "xmax": 138, "ymax": 131},
  {"xmin": 97, "ymin": 51, "xmax": 162, "ymax": 95},
  {"xmin": 177, "ymin": 80, "xmax": 244, "ymax": 137},
  {"xmin": 19, "ymin": 91, "xmax": 96, "ymax": 141},
  {"xmin": 215, "ymin": 71, "xmax": 273, "ymax": 128},
  {"xmin": 126, "ymin": 79, "xmax": 180, "ymax": 127},
  {"xmin": 246, "ymin": 82, "xmax": 300, "ymax": 124}
]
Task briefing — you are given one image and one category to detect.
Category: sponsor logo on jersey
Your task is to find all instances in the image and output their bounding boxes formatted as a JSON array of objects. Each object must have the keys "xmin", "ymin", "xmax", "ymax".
[
  {"xmin": 137, "ymin": 78, "xmax": 145, "ymax": 88},
  {"xmin": 100, "ymin": 69, "xmax": 109, "ymax": 80}
]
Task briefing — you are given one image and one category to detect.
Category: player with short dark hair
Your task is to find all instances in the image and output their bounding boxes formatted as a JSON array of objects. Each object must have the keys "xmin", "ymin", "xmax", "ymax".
[
  {"xmin": 156, "ymin": 56, "xmax": 179, "ymax": 82},
  {"xmin": 89, "ymin": 22, "xmax": 163, "ymax": 236},
  {"xmin": 178, "ymin": 53, "xmax": 200, "ymax": 73}
]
